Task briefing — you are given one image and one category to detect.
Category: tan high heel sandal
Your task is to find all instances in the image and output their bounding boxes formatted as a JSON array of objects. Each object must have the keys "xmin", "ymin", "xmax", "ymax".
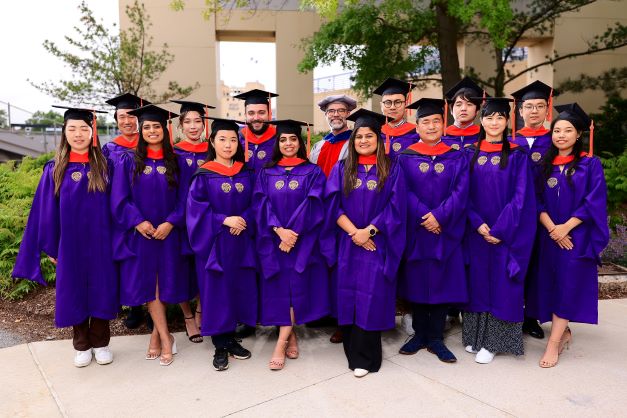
[
  {"xmin": 539, "ymin": 339, "xmax": 561, "ymax": 368},
  {"xmin": 286, "ymin": 331, "xmax": 299, "ymax": 360},
  {"xmin": 559, "ymin": 327, "xmax": 572, "ymax": 354},
  {"xmin": 269, "ymin": 340, "xmax": 289, "ymax": 371}
]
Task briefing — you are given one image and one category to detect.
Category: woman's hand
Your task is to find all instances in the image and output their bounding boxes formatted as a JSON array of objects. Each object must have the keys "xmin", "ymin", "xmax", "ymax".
[
  {"xmin": 224, "ymin": 216, "xmax": 247, "ymax": 234},
  {"xmin": 350, "ymin": 228, "xmax": 371, "ymax": 246},
  {"xmin": 421, "ymin": 212, "xmax": 441, "ymax": 234},
  {"xmin": 556, "ymin": 235, "xmax": 574, "ymax": 250},
  {"xmin": 275, "ymin": 227, "xmax": 298, "ymax": 247},
  {"xmin": 361, "ymin": 239, "xmax": 376, "ymax": 251},
  {"xmin": 278, "ymin": 241, "xmax": 293, "ymax": 253},
  {"xmin": 484, "ymin": 235, "xmax": 501, "ymax": 245},
  {"xmin": 549, "ymin": 224, "xmax": 571, "ymax": 242},
  {"xmin": 477, "ymin": 223, "xmax": 490, "ymax": 237},
  {"xmin": 135, "ymin": 221, "xmax": 155, "ymax": 239},
  {"xmin": 152, "ymin": 222, "xmax": 174, "ymax": 240}
]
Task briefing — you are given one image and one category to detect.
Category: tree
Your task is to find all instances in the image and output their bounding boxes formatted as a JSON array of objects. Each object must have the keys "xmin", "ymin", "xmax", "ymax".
[
  {"xmin": 0, "ymin": 109, "xmax": 7, "ymax": 129},
  {"xmin": 557, "ymin": 67, "xmax": 627, "ymax": 100},
  {"xmin": 24, "ymin": 111, "xmax": 64, "ymax": 126},
  {"xmin": 590, "ymin": 96, "xmax": 627, "ymax": 157},
  {"xmin": 299, "ymin": 0, "xmax": 627, "ymax": 97},
  {"xmin": 29, "ymin": 0, "xmax": 199, "ymax": 107}
]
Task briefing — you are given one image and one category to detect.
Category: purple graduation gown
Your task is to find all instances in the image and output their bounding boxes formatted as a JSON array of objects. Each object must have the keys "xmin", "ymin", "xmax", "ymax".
[
  {"xmin": 253, "ymin": 161, "xmax": 330, "ymax": 325},
  {"xmin": 512, "ymin": 130, "xmax": 553, "ymax": 199},
  {"xmin": 102, "ymin": 135, "xmax": 137, "ymax": 162},
  {"xmin": 186, "ymin": 165, "xmax": 258, "ymax": 336},
  {"xmin": 322, "ymin": 160, "xmax": 407, "ymax": 331},
  {"xmin": 12, "ymin": 160, "xmax": 118, "ymax": 328},
  {"xmin": 441, "ymin": 125, "xmax": 480, "ymax": 150},
  {"xmin": 464, "ymin": 143, "xmax": 537, "ymax": 323},
  {"xmin": 239, "ymin": 128, "xmax": 276, "ymax": 175},
  {"xmin": 110, "ymin": 152, "xmax": 190, "ymax": 306},
  {"xmin": 526, "ymin": 156, "xmax": 609, "ymax": 324},
  {"xmin": 397, "ymin": 145, "xmax": 469, "ymax": 304},
  {"xmin": 381, "ymin": 123, "xmax": 420, "ymax": 162}
]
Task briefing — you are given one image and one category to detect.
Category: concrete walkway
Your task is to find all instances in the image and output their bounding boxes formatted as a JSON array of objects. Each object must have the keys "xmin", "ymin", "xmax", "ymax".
[{"xmin": 2, "ymin": 299, "xmax": 627, "ymax": 418}]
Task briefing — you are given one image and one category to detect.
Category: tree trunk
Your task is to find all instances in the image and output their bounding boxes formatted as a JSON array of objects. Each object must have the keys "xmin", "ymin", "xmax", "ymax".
[
  {"xmin": 494, "ymin": 47, "xmax": 505, "ymax": 96},
  {"xmin": 434, "ymin": 1, "xmax": 462, "ymax": 95}
]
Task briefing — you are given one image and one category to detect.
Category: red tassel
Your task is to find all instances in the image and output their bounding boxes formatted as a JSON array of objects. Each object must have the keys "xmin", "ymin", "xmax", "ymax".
[
  {"xmin": 204, "ymin": 105, "xmax": 209, "ymax": 140},
  {"xmin": 482, "ymin": 90, "xmax": 486, "ymax": 106},
  {"xmin": 406, "ymin": 85, "xmax": 413, "ymax": 118},
  {"xmin": 511, "ymin": 99, "xmax": 516, "ymax": 141},
  {"xmin": 245, "ymin": 129, "xmax": 250, "ymax": 162},
  {"xmin": 168, "ymin": 112, "xmax": 173, "ymax": 147},
  {"xmin": 268, "ymin": 93, "xmax": 272, "ymax": 121},
  {"xmin": 589, "ymin": 119, "xmax": 594, "ymax": 156},
  {"xmin": 548, "ymin": 88, "xmax": 554, "ymax": 122},
  {"xmin": 385, "ymin": 115, "xmax": 390, "ymax": 154},
  {"xmin": 140, "ymin": 98, "xmax": 143, "ymax": 107},
  {"xmin": 92, "ymin": 112, "xmax": 98, "ymax": 147},
  {"xmin": 443, "ymin": 101, "xmax": 448, "ymax": 136},
  {"xmin": 307, "ymin": 125, "xmax": 311, "ymax": 157}
]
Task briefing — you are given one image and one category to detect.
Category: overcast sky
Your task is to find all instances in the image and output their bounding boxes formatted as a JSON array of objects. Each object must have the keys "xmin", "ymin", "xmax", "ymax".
[{"xmin": 0, "ymin": 1, "xmax": 342, "ymax": 123}]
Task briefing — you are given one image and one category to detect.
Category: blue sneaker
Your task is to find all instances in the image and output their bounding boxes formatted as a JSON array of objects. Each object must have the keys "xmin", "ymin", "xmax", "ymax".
[
  {"xmin": 427, "ymin": 340, "xmax": 457, "ymax": 363},
  {"xmin": 399, "ymin": 335, "xmax": 427, "ymax": 355}
]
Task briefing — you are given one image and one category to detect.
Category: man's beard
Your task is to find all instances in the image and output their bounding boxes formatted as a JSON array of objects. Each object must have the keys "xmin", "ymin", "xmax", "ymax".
[{"xmin": 248, "ymin": 121, "xmax": 268, "ymax": 135}]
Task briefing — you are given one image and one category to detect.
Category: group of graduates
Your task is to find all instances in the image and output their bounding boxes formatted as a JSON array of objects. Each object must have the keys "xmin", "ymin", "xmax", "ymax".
[{"xmin": 13, "ymin": 75, "xmax": 609, "ymax": 378}]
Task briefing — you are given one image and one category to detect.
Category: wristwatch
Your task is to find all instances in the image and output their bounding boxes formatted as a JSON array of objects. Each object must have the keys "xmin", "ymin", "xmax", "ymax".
[{"xmin": 369, "ymin": 228, "xmax": 377, "ymax": 237}]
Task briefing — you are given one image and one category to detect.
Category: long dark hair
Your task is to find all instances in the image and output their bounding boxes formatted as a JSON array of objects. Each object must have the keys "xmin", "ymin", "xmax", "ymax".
[
  {"xmin": 53, "ymin": 121, "xmax": 109, "ymax": 196},
  {"xmin": 133, "ymin": 120, "xmax": 179, "ymax": 187},
  {"xmin": 471, "ymin": 109, "xmax": 511, "ymax": 171},
  {"xmin": 205, "ymin": 128, "xmax": 245, "ymax": 163},
  {"xmin": 343, "ymin": 124, "xmax": 390, "ymax": 195},
  {"xmin": 266, "ymin": 129, "xmax": 307, "ymax": 168},
  {"xmin": 541, "ymin": 118, "xmax": 584, "ymax": 184}
]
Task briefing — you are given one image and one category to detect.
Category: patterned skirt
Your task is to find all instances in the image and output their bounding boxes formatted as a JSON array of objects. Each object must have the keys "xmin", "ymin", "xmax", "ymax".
[{"xmin": 462, "ymin": 312, "xmax": 524, "ymax": 355}]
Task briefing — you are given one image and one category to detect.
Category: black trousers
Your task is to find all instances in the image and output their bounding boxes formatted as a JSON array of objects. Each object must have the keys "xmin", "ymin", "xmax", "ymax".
[
  {"xmin": 341, "ymin": 325, "xmax": 382, "ymax": 372},
  {"xmin": 72, "ymin": 317, "xmax": 110, "ymax": 351},
  {"xmin": 412, "ymin": 303, "xmax": 448, "ymax": 342},
  {"xmin": 211, "ymin": 332, "xmax": 235, "ymax": 349}
]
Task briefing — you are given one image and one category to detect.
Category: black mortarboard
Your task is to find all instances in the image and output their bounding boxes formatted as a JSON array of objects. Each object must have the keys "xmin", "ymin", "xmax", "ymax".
[
  {"xmin": 478, "ymin": 97, "xmax": 513, "ymax": 115},
  {"xmin": 373, "ymin": 78, "xmax": 414, "ymax": 96},
  {"xmin": 204, "ymin": 116, "xmax": 243, "ymax": 135},
  {"xmin": 268, "ymin": 119, "xmax": 313, "ymax": 156},
  {"xmin": 171, "ymin": 100, "xmax": 216, "ymax": 115},
  {"xmin": 347, "ymin": 108, "xmax": 387, "ymax": 127},
  {"xmin": 444, "ymin": 77, "xmax": 485, "ymax": 101},
  {"xmin": 233, "ymin": 89, "xmax": 279, "ymax": 106},
  {"xmin": 406, "ymin": 98, "xmax": 445, "ymax": 119},
  {"xmin": 127, "ymin": 105, "xmax": 178, "ymax": 124},
  {"xmin": 105, "ymin": 93, "xmax": 151, "ymax": 110},
  {"xmin": 554, "ymin": 103, "xmax": 591, "ymax": 132},
  {"xmin": 52, "ymin": 105, "xmax": 106, "ymax": 125},
  {"xmin": 511, "ymin": 80, "xmax": 558, "ymax": 102}
]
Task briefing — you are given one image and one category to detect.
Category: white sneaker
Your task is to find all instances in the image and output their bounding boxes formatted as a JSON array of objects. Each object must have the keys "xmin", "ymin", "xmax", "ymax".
[
  {"xmin": 74, "ymin": 349, "xmax": 93, "ymax": 367},
  {"xmin": 475, "ymin": 348, "xmax": 496, "ymax": 364},
  {"xmin": 93, "ymin": 346, "xmax": 113, "ymax": 365},
  {"xmin": 401, "ymin": 313, "xmax": 415, "ymax": 336},
  {"xmin": 465, "ymin": 345, "xmax": 478, "ymax": 354},
  {"xmin": 354, "ymin": 368, "xmax": 369, "ymax": 378}
]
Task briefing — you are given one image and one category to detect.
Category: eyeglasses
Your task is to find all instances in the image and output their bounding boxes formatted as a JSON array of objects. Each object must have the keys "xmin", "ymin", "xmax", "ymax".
[
  {"xmin": 325, "ymin": 108, "xmax": 348, "ymax": 116},
  {"xmin": 382, "ymin": 99, "xmax": 405, "ymax": 108},
  {"xmin": 522, "ymin": 104, "xmax": 547, "ymax": 111}
]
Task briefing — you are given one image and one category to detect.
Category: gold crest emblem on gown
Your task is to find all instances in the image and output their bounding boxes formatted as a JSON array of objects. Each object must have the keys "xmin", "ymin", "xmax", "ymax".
[
  {"xmin": 235, "ymin": 182, "xmax": 244, "ymax": 193},
  {"xmin": 451, "ymin": 144, "xmax": 460, "ymax": 150},
  {"xmin": 531, "ymin": 152, "xmax": 542, "ymax": 162},
  {"xmin": 247, "ymin": 150, "xmax": 253, "ymax": 159},
  {"xmin": 197, "ymin": 159, "xmax": 205, "ymax": 166},
  {"xmin": 71, "ymin": 171, "xmax": 82, "ymax": 182},
  {"xmin": 490, "ymin": 156, "xmax": 501, "ymax": 166},
  {"xmin": 354, "ymin": 179, "xmax": 362, "ymax": 189},
  {"xmin": 392, "ymin": 142, "xmax": 402, "ymax": 152},
  {"xmin": 547, "ymin": 177, "xmax": 558, "ymax": 188},
  {"xmin": 477, "ymin": 156, "xmax": 487, "ymax": 166},
  {"xmin": 289, "ymin": 180, "xmax": 299, "ymax": 190},
  {"xmin": 419, "ymin": 162, "xmax": 430, "ymax": 173},
  {"xmin": 367, "ymin": 180, "xmax": 377, "ymax": 190},
  {"xmin": 275, "ymin": 180, "xmax": 285, "ymax": 190},
  {"xmin": 257, "ymin": 150, "xmax": 266, "ymax": 160},
  {"xmin": 143, "ymin": 166, "xmax": 153, "ymax": 175},
  {"xmin": 434, "ymin": 163, "xmax": 444, "ymax": 173},
  {"xmin": 221, "ymin": 182, "xmax": 232, "ymax": 193},
  {"xmin": 156, "ymin": 166, "xmax": 167, "ymax": 174},
  {"xmin": 186, "ymin": 158, "xmax": 193, "ymax": 167}
]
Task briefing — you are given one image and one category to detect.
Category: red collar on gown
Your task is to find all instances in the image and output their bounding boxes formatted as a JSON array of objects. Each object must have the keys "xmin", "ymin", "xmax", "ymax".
[
  {"xmin": 553, "ymin": 152, "xmax": 588, "ymax": 165},
  {"xmin": 517, "ymin": 126, "xmax": 550, "ymax": 137},
  {"xmin": 358, "ymin": 154, "xmax": 377, "ymax": 165},
  {"xmin": 69, "ymin": 151, "xmax": 89, "ymax": 163},
  {"xmin": 381, "ymin": 122, "xmax": 416, "ymax": 136},
  {"xmin": 445, "ymin": 124, "xmax": 480, "ymax": 136},
  {"xmin": 278, "ymin": 157, "xmax": 306, "ymax": 167},
  {"xmin": 146, "ymin": 148, "xmax": 164, "ymax": 160},
  {"xmin": 242, "ymin": 125, "xmax": 277, "ymax": 145},
  {"xmin": 200, "ymin": 160, "xmax": 244, "ymax": 176},
  {"xmin": 479, "ymin": 141, "xmax": 519, "ymax": 152},
  {"xmin": 174, "ymin": 141, "xmax": 208, "ymax": 153},
  {"xmin": 113, "ymin": 134, "xmax": 139, "ymax": 148},
  {"xmin": 407, "ymin": 141, "xmax": 451, "ymax": 156}
]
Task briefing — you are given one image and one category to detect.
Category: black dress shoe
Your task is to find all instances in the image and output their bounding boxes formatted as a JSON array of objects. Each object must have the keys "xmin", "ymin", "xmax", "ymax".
[
  {"xmin": 123, "ymin": 306, "xmax": 144, "ymax": 329},
  {"xmin": 234, "ymin": 323, "xmax": 255, "ymax": 339},
  {"xmin": 523, "ymin": 318, "xmax": 545, "ymax": 339}
]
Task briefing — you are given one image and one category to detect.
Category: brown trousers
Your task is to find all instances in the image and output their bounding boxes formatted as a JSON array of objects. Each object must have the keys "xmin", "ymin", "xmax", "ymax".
[{"xmin": 72, "ymin": 317, "xmax": 111, "ymax": 351}]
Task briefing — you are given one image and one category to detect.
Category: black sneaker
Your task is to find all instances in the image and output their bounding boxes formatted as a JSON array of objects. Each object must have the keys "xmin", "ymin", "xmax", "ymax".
[
  {"xmin": 227, "ymin": 340, "xmax": 252, "ymax": 360},
  {"xmin": 213, "ymin": 348, "xmax": 229, "ymax": 371},
  {"xmin": 123, "ymin": 306, "xmax": 144, "ymax": 329}
]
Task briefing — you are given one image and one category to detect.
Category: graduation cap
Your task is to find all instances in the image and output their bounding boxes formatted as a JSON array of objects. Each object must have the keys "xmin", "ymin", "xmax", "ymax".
[
  {"xmin": 128, "ymin": 105, "xmax": 179, "ymax": 147},
  {"xmin": 203, "ymin": 116, "xmax": 243, "ymax": 135},
  {"xmin": 554, "ymin": 103, "xmax": 595, "ymax": 155},
  {"xmin": 268, "ymin": 119, "xmax": 313, "ymax": 156},
  {"xmin": 347, "ymin": 109, "xmax": 390, "ymax": 153},
  {"xmin": 52, "ymin": 105, "xmax": 107, "ymax": 146},
  {"xmin": 105, "ymin": 93, "xmax": 151, "ymax": 110},
  {"xmin": 373, "ymin": 78, "xmax": 414, "ymax": 96},
  {"xmin": 511, "ymin": 80, "xmax": 559, "ymax": 126},
  {"xmin": 172, "ymin": 100, "xmax": 216, "ymax": 138},
  {"xmin": 445, "ymin": 77, "xmax": 486, "ymax": 102},
  {"xmin": 234, "ymin": 88, "xmax": 279, "ymax": 122}
]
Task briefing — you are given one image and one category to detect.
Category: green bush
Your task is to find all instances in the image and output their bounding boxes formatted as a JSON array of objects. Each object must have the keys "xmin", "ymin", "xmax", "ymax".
[
  {"xmin": 602, "ymin": 150, "xmax": 627, "ymax": 219},
  {"xmin": 0, "ymin": 153, "xmax": 56, "ymax": 300}
]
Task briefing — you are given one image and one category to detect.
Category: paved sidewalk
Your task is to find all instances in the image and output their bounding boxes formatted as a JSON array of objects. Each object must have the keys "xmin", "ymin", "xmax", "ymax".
[{"xmin": 2, "ymin": 299, "xmax": 627, "ymax": 418}]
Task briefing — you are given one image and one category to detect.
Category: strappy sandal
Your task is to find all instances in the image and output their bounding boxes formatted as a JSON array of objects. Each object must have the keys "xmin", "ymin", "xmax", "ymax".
[
  {"xmin": 539, "ymin": 339, "xmax": 561, "ymax": 368},
  {"xmin": 160, "ymin": 334, "xmax": 178, "ymax": 366},
  {"xmin": 194, "ymin": 309, "xmax": 202, "ymax": 330},
  {"xmin": 286, "ymin": 331, "xmax": 299, "ymax": 359},
  {"xmin": 184, "ymin": 315, "xmax": 203, "ymax": 343},
  {"xmin": 146, "ymin": 346, "xmax": 161, "ymax": 360},
  {"xmin": 559, "ymin": 327, "xmax": 572, "ymax": 354},
  {"xmin": 269, "ymin": 340, "xmax": 288, "ymax": 371}
]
